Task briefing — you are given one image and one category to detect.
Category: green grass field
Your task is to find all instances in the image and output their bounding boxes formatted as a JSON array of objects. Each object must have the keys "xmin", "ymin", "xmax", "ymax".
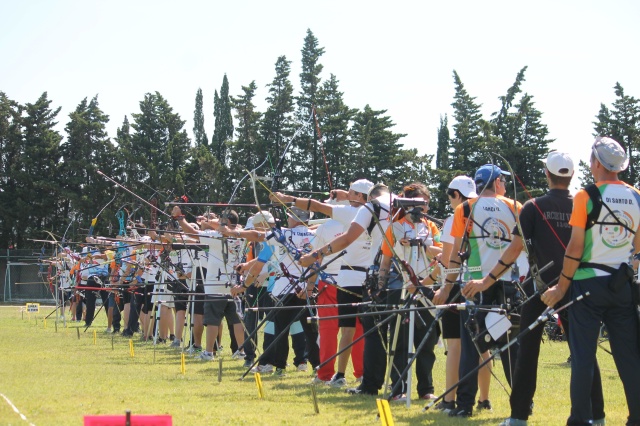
[{"xmin": 0, "ymin": 305, "xmax": 630, "ymax": 425}]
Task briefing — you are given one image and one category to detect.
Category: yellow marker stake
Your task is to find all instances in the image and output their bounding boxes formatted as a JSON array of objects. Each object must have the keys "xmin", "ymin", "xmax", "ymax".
[
  {"xmin": 181, "ymin": 353, "xmax": 186, "ymax": 375},
  {"xmin": 129, "ymin": 339, "xmax": 135, "ymax": 358},
  {"xmin": 255, "ymin": 373, "xmax": 265, "ymax": 399},
  {"xmin": 376, "ymin": 399, "xmax": 395, "ymax": 426},
  {"xmin": 93, "ymin": 329, "xmax": 97, "ymax": 345}
]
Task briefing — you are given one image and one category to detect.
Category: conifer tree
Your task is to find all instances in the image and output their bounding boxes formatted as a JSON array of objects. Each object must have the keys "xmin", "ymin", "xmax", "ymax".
[
  {"xmin": 212, "ymin": 75, "xmax": 234, "ymax": 164},
  {"xmin": 0, "ymin": 92, "xmax": 24, "ymax": 247},
  {"xmin": 315, "ymin": 74, "xmax": 356, "ymax": 190},
  {"xmin": 229, "ymin": 81, "xmax": 263, "ymax": 202},
  {"xmin": 193, "ymin": 88, "xmax": 208, "ymax": 147},
  {"xmin": 261, "ymin": 55, "xmax": 296, "ymax": 188},
  {"xmin": 295, "ymin": 29, "xmax": 325, "ymax": 190},
  {"xmin": 449, "ymin": 71, "xmax": 485, "ymax": 175},
  {"xmin": 59, "ymin": 95, "xmax": 116, "ymax": 236}
]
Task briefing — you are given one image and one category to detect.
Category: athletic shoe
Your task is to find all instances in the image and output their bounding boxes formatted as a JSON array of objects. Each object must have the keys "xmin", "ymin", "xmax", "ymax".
[
  {"xmin": 433, "ymin": 400, "xmax": 455, "ymax": 413},
  {"xmin": 105, "ymin": 327, "xmax": 112, "ymax": 334},
  {"xmin": 251, "ymin": 364, "xmax": 274, "ymax": 374},
  {"xmin": 499, "ymin": 418, "xmax": 528, "ymax": 426},
  {"xmin": 199, "ymin": 351, "xmax": 215, "ymax": 361},
  {"xmin": 592, "ymin": 419, "xmax": 605, "ymax": 426},
  {"xmin": 185, "ymin": 345, "xmax": 202, "ymax": 355},
  {"xmin": 328, "ymin": 376, "xmax": 347, "ymax": 388},
  {"xmin": 420, "ymin": 393, "xmax": 437, "ymax": 400},
  {"xmin": 390, "ymin": 394, "xmax": 407, "ymax": 403},
  {"xmin": 476, "ymin": 399, "xmax": 492, "ymax": 411},
  {"xmin": 273, "ymin": 368, "xmax": 286, "ymax": 377},
  {"xmin": 311, "ymin": 376, "xmax": 328, "ymax": 385},
  {"xmin": 169, "ymin": 334, "xmax": 175, "ymax": 342},
  {"xmin": 121, "ymin": 329, "xmax": 134, "ymax": 337},
  {"xmin": 154, "ymin": 337, "xmax": 167, "ymax": 345},
  {"xmin": 346, "ymin": 386, "xmax": 377, "ymax": 396},
  {"xmin": 354, "ymin": 376, "xmax": 363, "ymax": 384},
  {"xmin": 170, "ymin": 339, "xmax": 181, "ymax": 348},
  {"xmin": 243, "ymin": 359, "xmax": 253, "ymax": 368},
  {"xmin": 231, "ymin": 350, "xmax": 245, "ymax": 360},
  {"xmin": 448, "ymin": 407, "xmax": 473, "ymax": 417},
  {"xmin": 297, "ymin": 363, "xmax": 308, "ymax": 372}
]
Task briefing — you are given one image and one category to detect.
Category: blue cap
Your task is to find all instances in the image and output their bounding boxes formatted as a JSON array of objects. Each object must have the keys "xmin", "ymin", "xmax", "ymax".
[{"xmin": 474, "ymin": 164, "xmax": 511, "ymax": 189}]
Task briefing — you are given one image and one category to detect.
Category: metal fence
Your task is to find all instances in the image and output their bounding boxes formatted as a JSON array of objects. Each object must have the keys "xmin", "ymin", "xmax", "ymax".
[{"xmin": 1, "ymin": 248, "xmax": 58, "ymax": 302}]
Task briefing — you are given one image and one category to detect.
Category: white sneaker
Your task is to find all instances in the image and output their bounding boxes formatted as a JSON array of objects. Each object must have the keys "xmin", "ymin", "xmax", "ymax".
[
  {"xmin": 185, "ymin": 345, "xmax": 201, "ymax": 354},
  {"xmin": 251, "ymin": 364, "xmax": 274, "ymax": 373},
  {"xmin": 105, "ymin": 327, "xmax": 112, "ymax": 334},
  {"xmin": 297, "ymin": 363, "xmax": 308, "ymax": 372},
  {"xmin": 231, "ymin": 350, "xmax": 245, "ymax": 360},
  {"xmin": 328, "ymin": 375, "xmax": 347, "ymax": 388},
  {"xmin": 311, "ymin": 376, "xmax": 328, "ymax": 385},
  {"xmin": 170, "ymin": 339, "xmax": 181, "ymax": 348},
  {"xmin": 199, "ymin": 351, "xmax": 215, "ymax": 361}
]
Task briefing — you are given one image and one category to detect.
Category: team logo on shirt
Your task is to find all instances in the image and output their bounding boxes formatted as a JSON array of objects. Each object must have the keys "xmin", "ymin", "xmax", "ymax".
[
  {"xmin": 600, "ymin": 210, "xmax": 634, "ymax": 249},
  {"xmin": 479, "ymin": 218, "xmax": 511, "ymax": 250}
]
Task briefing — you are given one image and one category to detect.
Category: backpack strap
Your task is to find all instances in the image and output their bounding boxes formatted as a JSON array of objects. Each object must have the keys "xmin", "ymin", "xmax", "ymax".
[
  {"xmin": 584, "ymin": 184, "xmax": 635, "ymax": 234},
  {"xmin": 366, "ymin": 200, "xmax": 383, "ymax": 236}
]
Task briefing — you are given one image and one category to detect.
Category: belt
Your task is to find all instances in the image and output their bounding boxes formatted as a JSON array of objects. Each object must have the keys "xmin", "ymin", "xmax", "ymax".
[{"xmin": 340, "ymin": 266, "xmax": 367, "ymax": 273}]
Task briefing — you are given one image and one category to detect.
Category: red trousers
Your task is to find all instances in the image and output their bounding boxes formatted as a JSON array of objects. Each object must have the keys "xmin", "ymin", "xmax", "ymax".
[{"xmin": 316, "ymin": 281, "xmax": 364, "ymax": 381}]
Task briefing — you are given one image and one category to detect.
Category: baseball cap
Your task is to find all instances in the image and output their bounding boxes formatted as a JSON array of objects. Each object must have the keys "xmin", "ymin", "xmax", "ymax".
[
  {"xmin": 287, "ymin": 206, "xmax": 312, "ymax": 223},
  {"xmin": 350, "ymin": 179, "xmax": 374, "ymax": 195},
  {"xmin": 474, "ymin": 164, "xmax": 511, "ymax": 189},
  {"xmin": 448, "ymin": 176, "xmax": 478, "ymax": 198},
  {"xmin": 244, "ymin": 216, "xmax": 255, "ymax": 230},
  {"xmin": 253, "ymin": 210, "xmax": 275, "ymax": 225},
  {"xmin": 543, "ymin": 152, "xmax": 574, "ymax": 177},
  {"xmin": 592, "ymin": 136, "xmax": 628, "ymax": 172}
]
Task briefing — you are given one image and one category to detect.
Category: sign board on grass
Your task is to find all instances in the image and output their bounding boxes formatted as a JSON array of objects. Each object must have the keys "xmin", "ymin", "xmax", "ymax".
[{"xmin": 26, "ymin": 303, "xmax": 40, "ymax": 313}]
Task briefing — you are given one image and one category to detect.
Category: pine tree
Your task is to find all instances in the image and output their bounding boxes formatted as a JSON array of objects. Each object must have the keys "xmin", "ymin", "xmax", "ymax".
[
  {"xmin": 488, "ymin": 67, "xmax": 553, "ymax": 198},
  {"xmin": 315, "ymin": 74, "xmax": 356, "ymax": 190},
  {"xmin": 125, "ymin": 92, "xmax": 192, "ymax": 207},
  {"xmin": 350, "ymin": 105, "xmax": 407, "ymax": 186},
  {"xmin": 229, "ymin": 81, "xmax": 263, "ymax": 203},
  {"xmin": 0, "ymin": 92, "xmax": 24, "ymax": 247},
  {"xmin": 449, "ymin": 71, "xmax": 485, "ymax": 174},
  {"xmin": 436, "ymin": 114, "xmax": 450, "ymax": 170},
  {"xmin": 261, "ymin": 55, "xmax": 296, "ymax": 189},
  {"xmin": 59, "ymin": 95, "xmax": 116, "ymax": 237},
  {"xmin": 295, "ymin": 29, "xmax": 326, "ymax": 190},
  {"xmin": 193, "ymin": 88, "xmax": 208, "ymax": 147},
  {"xmin": 212, "ymin": 75, "xmax": 234, "ymax": 164},
  {"xmin": 18, "ymin": 92, "xmax": 63, "ymax": 244}
]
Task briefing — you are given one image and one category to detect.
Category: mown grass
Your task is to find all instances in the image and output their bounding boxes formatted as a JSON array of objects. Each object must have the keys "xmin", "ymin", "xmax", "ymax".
[{"xmin": 0, "ymin": 305, "xmax": 631, "ymax": 425}]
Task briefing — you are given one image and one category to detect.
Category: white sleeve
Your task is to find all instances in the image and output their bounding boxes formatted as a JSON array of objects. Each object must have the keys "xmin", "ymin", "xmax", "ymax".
[{"xmin": 352, "ymin": 203, "xmax": 373, "ymax": 230}]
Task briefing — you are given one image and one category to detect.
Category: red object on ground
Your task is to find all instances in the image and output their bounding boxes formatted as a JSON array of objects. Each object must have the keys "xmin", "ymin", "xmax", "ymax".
[{"xmin": 84, "ymin": 415, "xmax": 172, "ymax": 425}]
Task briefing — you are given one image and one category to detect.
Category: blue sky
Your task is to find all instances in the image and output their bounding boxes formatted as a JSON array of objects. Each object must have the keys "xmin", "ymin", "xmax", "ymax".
[{"xmin": 2, "ymin": 0, "xmax": 639, "ymax": 190}]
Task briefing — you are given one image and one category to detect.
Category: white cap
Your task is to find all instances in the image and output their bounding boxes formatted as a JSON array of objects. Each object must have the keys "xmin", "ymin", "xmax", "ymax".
[
  {"xmin": 350, "ymin": 179, "xmax": 374, "ymax": 195},
  {"xmin": 253, "ymin": 210, "xmax": 275, "ymax": 225},
  {"xmin": 245, "ymin": 216, "xmax": 255, "ymax": 230},
  {"xmin": 543, "ymin": 151, "xmax": 574, "ymax": 177},
  {"xmin": 448, "ymin": 176, "xmax": 478, "ymax": 198},
  {"xmin": 592, "ymin": 136, "xmax": 628, "ymax": 172}
]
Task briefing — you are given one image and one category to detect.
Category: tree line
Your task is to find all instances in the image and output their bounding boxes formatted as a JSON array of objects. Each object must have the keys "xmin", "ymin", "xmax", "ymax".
[{"xmin": 1, "ymin": 29, "xmax": 638, "ymax": 249}]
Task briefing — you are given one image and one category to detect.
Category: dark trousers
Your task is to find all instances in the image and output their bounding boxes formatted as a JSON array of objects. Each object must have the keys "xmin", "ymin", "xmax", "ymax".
[
  {"xmin": 568, "ymin": 277, "xmax": 640, "ymax": 426},
  {"xmin": 124, "ymin": 291, "xmax": 142, "ymax": 334},
  {"xmin": 272, "ymin": 294, "xmax": 319, "ymax": 369},
  {"xmin": 242, "ymin": 288, "xmax": 272, "ymax": 361},
  {"xmin": 84, "ymin": 276, "xmax": 107, "ymax": 326},
  {"xmin": 457, "ymin": 283, "xmax": 519, "ymax": 411},
  {"xmin": 359, "ymin": 292, "xmax": 390, "ymax": 394},
  {"xmin": 388, "ymin": 288, "xmax": 439, "ymax": 397},
  {"xmin": 510, "ymin": 293, "xmax": 604, "ymax": 421}
]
